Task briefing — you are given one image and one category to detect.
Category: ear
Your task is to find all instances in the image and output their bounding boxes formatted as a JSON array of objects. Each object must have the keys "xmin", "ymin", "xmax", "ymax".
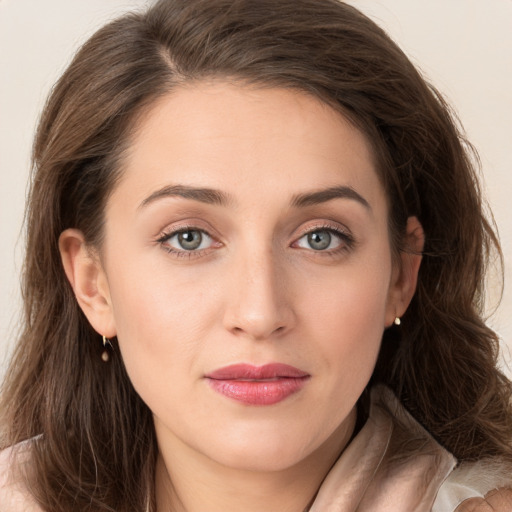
[
  {"xmin": 59, "ymin": 229, "xmax": 117, "ymax": 338},
  {"xmin": 385, "ymin": 216, "xmax": 424, "ymax": 327}
]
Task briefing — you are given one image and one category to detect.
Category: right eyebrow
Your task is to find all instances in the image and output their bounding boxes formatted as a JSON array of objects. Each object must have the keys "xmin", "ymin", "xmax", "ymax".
[{"xmin": 138, "ymin": 184, "xmax": 232, "ymax": 209}]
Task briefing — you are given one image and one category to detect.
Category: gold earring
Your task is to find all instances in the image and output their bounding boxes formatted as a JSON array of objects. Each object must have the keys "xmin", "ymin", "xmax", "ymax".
[
  {"xmin": 102, "ymin": 335, "xmax": 112, "ymax": 362},
  {"xmin": 394, "ymin": 317, "xmax": 401, "ymax": 326}
]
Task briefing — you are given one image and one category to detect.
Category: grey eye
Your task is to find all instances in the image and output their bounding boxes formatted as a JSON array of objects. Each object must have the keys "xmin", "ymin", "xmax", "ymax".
[
  {"xmin": 177, "ymin": 230, "xmax": 203, "ymax": 250},
  {"xmin": 163, "ymin": 229, "xmax": 213, "ymax": 252},
  {"xmin": 295, "ymin": 228, "xmax": 345, "ymax": 252},
  {"xmin": 307, "ymin": 230, "xmax": 332, "ymax": 250}
]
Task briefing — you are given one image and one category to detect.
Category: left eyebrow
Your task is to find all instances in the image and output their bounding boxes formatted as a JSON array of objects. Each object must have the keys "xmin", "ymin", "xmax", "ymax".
[{"xmin": 290, "ymin": 185, "xmax": 371, "ymax": 210}]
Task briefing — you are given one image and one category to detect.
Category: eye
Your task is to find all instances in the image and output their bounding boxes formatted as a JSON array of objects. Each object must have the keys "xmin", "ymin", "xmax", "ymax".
[
  {"xmin": 160, "ymin": 229, "xmax": 214, "ymax": 252},
  {"xmin": 294, "ymin": 228, "xmax": 348, "ymax": 251}
]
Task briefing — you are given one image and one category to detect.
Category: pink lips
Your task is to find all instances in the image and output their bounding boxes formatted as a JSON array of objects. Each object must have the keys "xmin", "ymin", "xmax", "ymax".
[{"xmin": 205, "ymin": 363, "xmax": 310, "ymax": 405}]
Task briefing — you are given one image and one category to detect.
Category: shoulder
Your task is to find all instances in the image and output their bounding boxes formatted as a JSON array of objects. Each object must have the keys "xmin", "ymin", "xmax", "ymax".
[
  {"xmin": 0, "ymin": 443, "xmax": 43, "ymax": 512},
  {"xmin": 372, "ymin": 386, "xmax": 512, "ymax": 512},
  {"xmin": 455, "ymin": 488, "xmax": 512, "ymax": 511},
  {"xmin": 434, "ymin": 458, "xmax": 512, "ymax": 512}
]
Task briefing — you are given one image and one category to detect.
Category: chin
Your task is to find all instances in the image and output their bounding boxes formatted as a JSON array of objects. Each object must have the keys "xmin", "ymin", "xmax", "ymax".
[
  {"xmin": 202, "ymin": 425, "xmax": 324, "ymax": 473},
  {"xmin": 215, "ymin": 446, "xmax": 310, "ymax": 473}
]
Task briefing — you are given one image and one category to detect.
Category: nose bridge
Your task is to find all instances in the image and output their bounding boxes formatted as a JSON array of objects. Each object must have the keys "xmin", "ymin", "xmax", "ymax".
[{"xmin": 223, "ymin": 240, "xmax": 293, "ymax": 340}]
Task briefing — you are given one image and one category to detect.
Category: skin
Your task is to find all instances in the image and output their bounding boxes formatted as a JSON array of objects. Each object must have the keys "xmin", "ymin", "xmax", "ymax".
[{"xmin": 60, "ymin": 82, "xmax": 423, "ymax": 512}]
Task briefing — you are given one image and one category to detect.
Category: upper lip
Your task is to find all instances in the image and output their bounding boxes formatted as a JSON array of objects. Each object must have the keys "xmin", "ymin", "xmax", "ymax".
[{"xmin": 205, "ymin": 363, "xmax": 309, "ymax": 380}]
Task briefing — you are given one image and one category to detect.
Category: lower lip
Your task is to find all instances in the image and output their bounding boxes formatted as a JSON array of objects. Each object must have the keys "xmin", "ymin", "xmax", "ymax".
[{"xmin": 206, "ymin": 377, "xmax": 309, "ymax": 405}]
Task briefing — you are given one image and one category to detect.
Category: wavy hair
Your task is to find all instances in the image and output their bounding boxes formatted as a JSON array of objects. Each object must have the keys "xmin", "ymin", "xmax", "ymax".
[{"xmin": 1, "ymin": 0, "xmax": 511, "ymax": 510}]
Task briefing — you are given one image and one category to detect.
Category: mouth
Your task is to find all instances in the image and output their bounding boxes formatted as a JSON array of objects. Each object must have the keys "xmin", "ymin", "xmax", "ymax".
[{"xmin": 204, "ymin": 363, "xmax": 310, "ymax": 406}]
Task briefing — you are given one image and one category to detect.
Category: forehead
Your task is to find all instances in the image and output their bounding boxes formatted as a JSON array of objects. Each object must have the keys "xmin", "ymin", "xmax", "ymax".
[{"xmin": 113, "ymin": 81, "xmax": 385, "ymax": 211}]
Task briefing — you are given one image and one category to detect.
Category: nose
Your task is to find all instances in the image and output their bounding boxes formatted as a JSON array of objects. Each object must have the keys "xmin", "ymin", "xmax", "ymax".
[{"xmin": 222, "ymin": 248, "xmax": 295, "ymax": 341}]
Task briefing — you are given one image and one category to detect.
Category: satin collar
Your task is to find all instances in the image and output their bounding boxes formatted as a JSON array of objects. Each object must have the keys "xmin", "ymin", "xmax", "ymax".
[{"xmin": 310, "ymin": 385, "xmax": 457, "ymax": 512}]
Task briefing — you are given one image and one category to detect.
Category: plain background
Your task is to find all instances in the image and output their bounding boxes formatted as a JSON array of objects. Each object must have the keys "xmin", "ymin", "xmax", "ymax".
[{"xmin": 1, "ymin": 0, "xmax": 511, "ymax": 379}]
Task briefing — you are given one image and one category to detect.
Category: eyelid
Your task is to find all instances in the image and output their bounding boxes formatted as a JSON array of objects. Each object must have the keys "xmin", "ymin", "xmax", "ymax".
[
  {"xmin": 294, "ymin": 220, "xmax": 352, "ymax": 239},
  {"xmin": 154, "ymin": 218, "xmax": 220, "ymax": 242}
]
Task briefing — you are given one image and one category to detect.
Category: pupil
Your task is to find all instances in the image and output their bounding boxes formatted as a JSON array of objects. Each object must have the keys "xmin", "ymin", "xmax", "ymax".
[
  {"xmin": 308, "ymin": 230, "xmax": 331, "ymax": 250},
  {"xmin": 178, "ymin": 230, "xmax": 202, "ymax": 250}
]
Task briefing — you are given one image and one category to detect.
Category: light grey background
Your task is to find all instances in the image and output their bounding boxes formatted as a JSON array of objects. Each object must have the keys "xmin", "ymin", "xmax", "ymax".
[{"xmin": 1, "ymin": 0, "xmax": 511, "ymax": 378}]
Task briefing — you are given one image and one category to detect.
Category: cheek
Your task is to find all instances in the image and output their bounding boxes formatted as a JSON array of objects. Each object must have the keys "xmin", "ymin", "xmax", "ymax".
[
  {"xmin": 108, "ymin": 247, "xmax": 217, "ymax": 335},
  {"xmin": 105, "ymin": 256, "xmax": 221, "ymax": 400},
  {"xmin": 304, "ymin": 251, "xmax": 391, "ymax": 330},
  {"xmin": 300, "ymin": 250, "xmax": 392, "ymax": 376}
]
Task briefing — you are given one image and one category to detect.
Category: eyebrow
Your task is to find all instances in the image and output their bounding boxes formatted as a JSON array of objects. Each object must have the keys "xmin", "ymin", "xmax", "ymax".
[
  {"xmin": 291, "ymin": 186, "xmax": 371, "ymax": 210},
  {"xmin": 139, "ymin": 184, "xmax": 231, "ymax": 209},
  {"xmin": 139, "ymin": 183, "xmax": 370, "ymax": 211}
]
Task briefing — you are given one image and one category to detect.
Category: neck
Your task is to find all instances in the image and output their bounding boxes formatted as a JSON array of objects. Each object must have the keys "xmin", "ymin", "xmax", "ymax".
[{"xmin": 154, "ymin": 408, "xmax": 356, "ymax": 512}]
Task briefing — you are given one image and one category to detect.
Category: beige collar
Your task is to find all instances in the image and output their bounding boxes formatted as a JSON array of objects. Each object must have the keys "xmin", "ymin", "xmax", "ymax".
[{"xmin": 310, "ymin": 385, "xmax": 457, "ymax": 512}]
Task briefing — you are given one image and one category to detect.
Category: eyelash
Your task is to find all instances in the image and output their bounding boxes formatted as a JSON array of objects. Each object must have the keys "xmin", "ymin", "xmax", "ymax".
[{"xmin": 155, "ymin": 223, "xmax": 355, "ymax": 259}]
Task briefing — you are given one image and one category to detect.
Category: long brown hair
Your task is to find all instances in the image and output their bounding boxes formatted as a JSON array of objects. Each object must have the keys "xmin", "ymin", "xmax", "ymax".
[{"xmin": 1, "ymin": 0, "xmax": 511, "ymax": 510}]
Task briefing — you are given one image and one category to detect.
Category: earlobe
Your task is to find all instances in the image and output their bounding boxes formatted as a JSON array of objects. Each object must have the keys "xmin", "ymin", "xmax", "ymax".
[
  {"xmin": 59, "ymin": 229, "xmax": 116, "ymax": 337},
  {"xmin": 385, "ymin": 216, "xmax": 425, "ymax": 326}
]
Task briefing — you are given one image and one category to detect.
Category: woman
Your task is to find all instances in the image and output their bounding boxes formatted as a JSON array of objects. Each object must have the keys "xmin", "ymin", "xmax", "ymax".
[{"xmin": 1, "ymin": 0, "xmax": 511, "ymax": 510}]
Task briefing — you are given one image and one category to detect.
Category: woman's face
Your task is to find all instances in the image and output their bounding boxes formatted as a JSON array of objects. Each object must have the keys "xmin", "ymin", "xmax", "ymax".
[{"xmin": 71, "ymin": 82, "xmax": 419, "ymax": 472}]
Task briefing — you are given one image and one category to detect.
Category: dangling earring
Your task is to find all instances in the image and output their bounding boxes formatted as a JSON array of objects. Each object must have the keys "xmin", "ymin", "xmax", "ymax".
[
  {"xmin": 102, "ymin": 335, "xmax": 112, "ymax": 362},
  {"xmin": 394, "ymin": 317, "xmax": 401, "ymax": 326}
]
